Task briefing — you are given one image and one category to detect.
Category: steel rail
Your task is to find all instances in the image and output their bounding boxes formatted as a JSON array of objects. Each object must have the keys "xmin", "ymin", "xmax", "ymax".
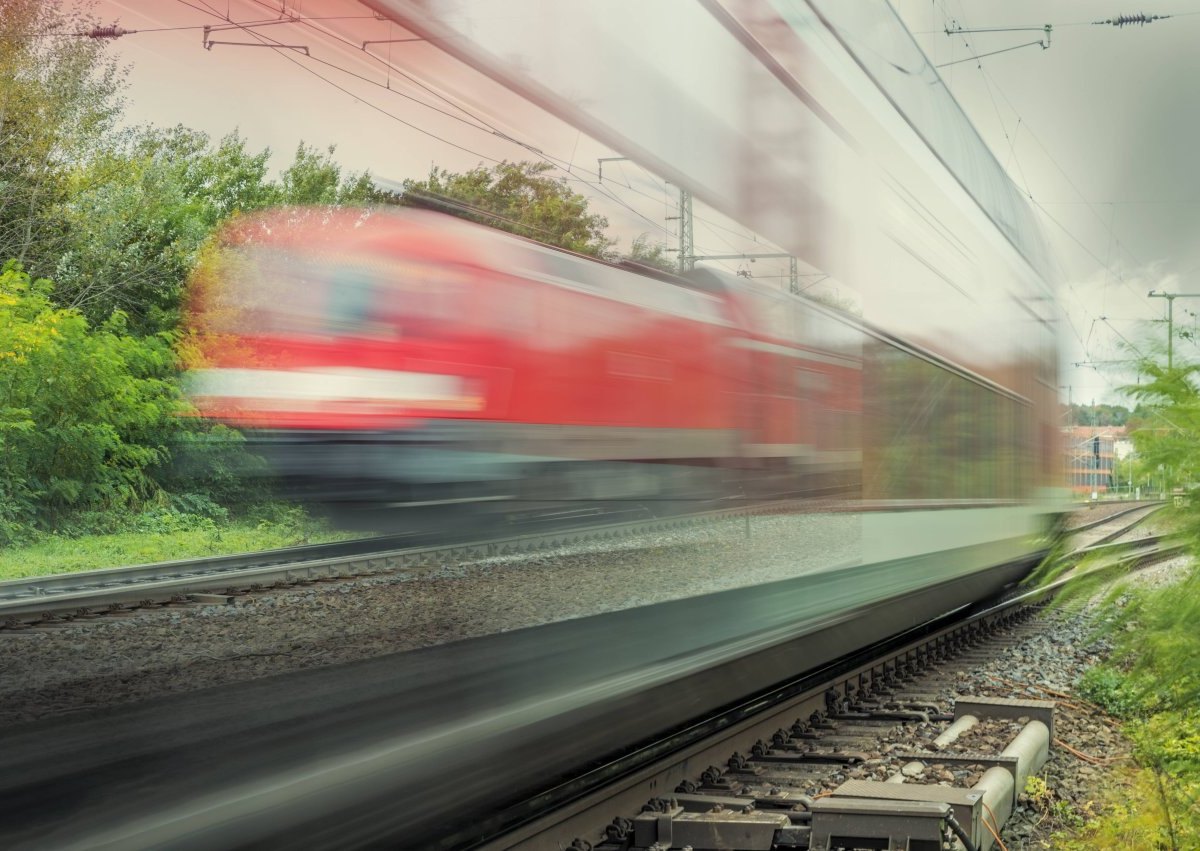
[
  {"xmin": 0, "ymin": 511, "xmax": 1176, "ymax": 849},
  {"xmin": 1083, "ymin": 504, "xmax": 1165, "ymax": 546},
  {"xmin": 476, "ymin": 580, "xmax": 1035, "ymax": 850},
  {"xmin": 1067, "ymin": 500, "xmax": 1164, "ymax": 534},
  {"xmin": 0, "ymin": 501, "xmax": 802, "ymax": 625},
  {"xmin": 0, "ymin": 499, "xmax": 1159, "ymax": 627},
  {"xmin": 0, "ymin": 533, "xmax": 414, "ymax": 601}
]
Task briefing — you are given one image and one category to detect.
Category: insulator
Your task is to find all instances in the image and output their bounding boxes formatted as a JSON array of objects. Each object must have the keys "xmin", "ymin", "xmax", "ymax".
[
  {"xmin": 87, "ymin": 25, "xmax": 130, "ymax": 39},
  {"xmin": 1098, "ymin": 13, "xmax": 1166, "ymax": 28}
]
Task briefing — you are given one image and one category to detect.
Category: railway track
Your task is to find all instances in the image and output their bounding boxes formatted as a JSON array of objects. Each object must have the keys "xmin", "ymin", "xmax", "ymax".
[
  {"xmin": 0, "ymin": 502, "xmax": 1172, "ymax": 849},
  {"xmin": 0, "ymin": 500, "xmax": 809, "ymax": 628},
  {"xmin": 1, "ymin": 500, "xmax": 1164, "ymax": 630},
  {"xmin": 475, "ymin": 505, "xmax": 1178, "ymax": 851}
]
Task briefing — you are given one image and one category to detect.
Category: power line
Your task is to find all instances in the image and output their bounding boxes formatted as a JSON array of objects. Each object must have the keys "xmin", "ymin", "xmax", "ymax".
[
  {"xmin": 976, "ymin": 66, "xmax": 1157, "ymax": 318},
  {"xmin": 157, "ymin": 1, "xmax": 778, "ymax": 278},
  {"xmin": 172, "ymin": 0, "xmax": 506, "ymax": 163},
  {"xmin": 933, "ymin": 0, "xmax": 1160, "ymax": 387},
  {"xmin": 178, "ymin": 3, "xmax": 751, "ymax": 265},
  {"xmin": 155, "ymin": 1, "xmax": 771, "ymax": 270},
  {"xmin": 939, "ymin": 2, "xmax": 1157, "ymax": 323}
]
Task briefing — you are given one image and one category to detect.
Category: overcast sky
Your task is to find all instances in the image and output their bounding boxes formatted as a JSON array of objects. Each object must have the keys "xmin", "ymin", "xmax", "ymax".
[
  {"xmin": 894, "ymin": 0, "xmax": 1200, "ymax": 405},
  {"xmin": 93, "ymin": 0, "xmax": 1200, "ymax": 405}
]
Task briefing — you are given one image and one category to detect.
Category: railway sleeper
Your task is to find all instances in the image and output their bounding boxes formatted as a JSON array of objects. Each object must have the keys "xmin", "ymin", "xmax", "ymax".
[{"xmin": 617, "ymin": 696, "xmax": 1054, "ymax": 851}]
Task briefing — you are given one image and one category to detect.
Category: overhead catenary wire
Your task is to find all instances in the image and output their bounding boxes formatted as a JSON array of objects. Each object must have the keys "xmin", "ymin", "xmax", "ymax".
[
  {"xmin": 936, "ymin": 0, "xmax": 1161, "ymax": 380},
  {"xmin": 169, "ymin": 0, "xmax": 774, "ymax": 273},
  {"xmin": 937, "ymin": 2, "xmax": 1173, "ymax": 313},
  {"xmin": 928, "ymin": 2, "xmax": 1160, "ymax": 404}
]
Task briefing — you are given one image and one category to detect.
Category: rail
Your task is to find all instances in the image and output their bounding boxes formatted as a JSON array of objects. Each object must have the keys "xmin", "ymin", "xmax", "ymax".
[{"xmin": 0, "ymin": 501, "xmax": 800, "ymax": 625}]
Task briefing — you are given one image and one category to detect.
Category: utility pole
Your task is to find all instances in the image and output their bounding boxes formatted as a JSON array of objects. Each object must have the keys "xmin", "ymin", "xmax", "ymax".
[
  {"xmin": 678, "ymin": 187, "xmax": 694, "ymax": 274},
  {"xmin": 672, "ymin": 193, "xmax": 800, "ymax": 289},
  {"xmin": 599, "ymin": 160, "xmax": 798, "ymax": 286},
  {"xmin": 1147, "ymin": 290, "xmax": 1200, "ymax": 369}
]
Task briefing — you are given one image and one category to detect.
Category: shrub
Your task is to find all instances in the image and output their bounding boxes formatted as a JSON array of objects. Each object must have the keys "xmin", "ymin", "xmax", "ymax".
[{"xmin": 0, "ymin": 261, "xmax": 180, "ymax": 543}]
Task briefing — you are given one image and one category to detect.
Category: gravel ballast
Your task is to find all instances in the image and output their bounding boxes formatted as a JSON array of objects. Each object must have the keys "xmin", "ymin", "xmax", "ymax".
[
  {"xmin": 816, "ymin": 550, "xmax": 1193, "ymax": 848},
  {"xmin": 0, "ymin": 512, "xmax": 861, "ymax": 724}
]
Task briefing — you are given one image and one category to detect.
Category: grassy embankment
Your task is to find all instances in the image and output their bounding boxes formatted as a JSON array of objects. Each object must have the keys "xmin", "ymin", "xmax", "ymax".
[
  {"xmin": 1049, "ymin": 524, "xmax": 1200, "ymax": 849},
  {"xmin": 0, "ymin": 506, "xmax": 359, "ymax": 581}
]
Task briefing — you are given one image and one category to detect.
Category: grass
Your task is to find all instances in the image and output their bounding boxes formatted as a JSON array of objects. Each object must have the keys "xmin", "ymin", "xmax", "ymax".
[
  {"xmin": 1049, "ymin": 542, "xmax": 1200, "ymax": 850},
  {"xmin": 1050, "ymin": 712, "xmax": 1200, "ymax": 850},
  {"xmin": 0, "ymin": 514, "xmax": 360, "ymax": 581}
]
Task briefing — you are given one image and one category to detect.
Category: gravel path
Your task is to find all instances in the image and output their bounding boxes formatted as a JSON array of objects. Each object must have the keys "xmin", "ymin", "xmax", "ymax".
[{"xmin": 0, "ymin": 512, "xmax": 859, "ymax": 724}]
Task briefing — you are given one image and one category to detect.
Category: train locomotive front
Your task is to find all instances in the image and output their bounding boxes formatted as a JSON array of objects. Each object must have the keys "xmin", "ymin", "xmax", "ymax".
[{"xmin": 184, "ymin": 207, "xmax": 861, "ymax": 530}]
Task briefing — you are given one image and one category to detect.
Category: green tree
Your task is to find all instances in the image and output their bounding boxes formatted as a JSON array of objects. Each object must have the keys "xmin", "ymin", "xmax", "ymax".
[
  {"xmin": 51, "ymin": 127, "xmax": 279, "ymax": 331},
  {"xmin": 626, "ymin": 233, "xmax": 676, "ymax": 273},
  {"xmin": 0, "ymin": 0, "xmax": 124, "ymax": 279},
  {"xmin": 279, "ymin": 142, "xmax": 388, "ymax": 206},
  {"xmin": 1123, "ymin": 356, "xmax": 1199, "ymax": 500},
  {"xmin": 402, "ymin": 160, "xmax": 615, "ymax": 257},
  {"xmin": 0, "ymin": 262, "xmax": 180, "ymax": 543},
  {"xmin": 1065, "ymin": 402, "xmax": 1131, "ymax": 427},
  {"xmin": 51, "ymin": 130, "xmax": 392, "ymax": 332}
]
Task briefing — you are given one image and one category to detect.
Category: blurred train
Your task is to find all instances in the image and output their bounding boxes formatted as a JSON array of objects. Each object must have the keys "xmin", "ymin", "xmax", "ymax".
[
  {"xmin": 184, "ymin": 207, "xmax": 863, "ymax": 527},
  {"xmin": 184, "ymin": 200, "xmax": 1060, "ymax": 539}
]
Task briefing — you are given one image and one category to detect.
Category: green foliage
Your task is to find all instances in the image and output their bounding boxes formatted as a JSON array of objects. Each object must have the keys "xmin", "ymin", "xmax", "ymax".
[
  {"xmin": 1085, "ymin": 566, "xmax": 1200, "ymax": 711},
  {"xmin": 1064, "ymin": 402, "xmax": 1132, "ymax": 427},
  {"xmin": 1050, "ymin": 345, "xmax": 1200, "ymax": 848},
  {"xmin": 1053, "ymin": 717, "xmax": 1200, "ymax": 850},
  {"xmin": 627, "ymin": 233, "xmax": 677, "ymax": 273},
  {"xmin": 160, "ymin": 423, "xmax": 271, "ymax": 509},
  {"xmin": 0, "ymin": 0, "xmax": 125, "ymax": 279},
  {"xmin": 403, "ymin": 161, "xmax": 615, "ymax": 257},
  {"xmin": 280, "ymin": 142, "xmax": 390, "ymax": 207},
  {"xmin": 0, "ymin": 262, "xmax": 180, "ymax": 544},
  {"xmin": 0, "ymin": 504, "xmax": 356, "ymax": 580},
  {"xmin": 1024, "ymin": 774, "xmax": 1050, "ymax": 802},
  {"xmin": 1122, "ymin": 352, "xmax": 1200, "ymax": 505},
  {"xmin": 52, "ymin": 128, "xmax": 389, "ymax": 332},
  {"xmin": 1077, "ymin": 665, "xmax": 1154, "ymax": 717}
]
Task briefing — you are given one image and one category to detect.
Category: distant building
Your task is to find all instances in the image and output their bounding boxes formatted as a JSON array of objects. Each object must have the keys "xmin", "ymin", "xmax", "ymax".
[{"xmin": 1063, "ymin": 426, "xmax": 1126, "ymax": 495}]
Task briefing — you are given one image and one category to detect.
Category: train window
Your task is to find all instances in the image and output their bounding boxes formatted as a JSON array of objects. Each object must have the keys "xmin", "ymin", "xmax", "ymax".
[
  {"xmin": 796, "ymin": 368, "xmax": 830, "ymax": 396},
  {"xmin": 327, "ymin": 265, "xmax": 375, "ymax": 332},
  {"xmin": 863, "ymin": 340, "xmax": 1031, "ymax": 501}
]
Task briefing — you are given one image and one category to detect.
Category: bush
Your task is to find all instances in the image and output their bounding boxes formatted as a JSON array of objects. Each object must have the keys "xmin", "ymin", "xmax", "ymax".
[
  {"xmin": 0, "ymin": 261, "xmax": 180, "ymax": 544},
  {"xmin": 1077, "ymin": 665, "xmax": 1152, "ymax": 718}
]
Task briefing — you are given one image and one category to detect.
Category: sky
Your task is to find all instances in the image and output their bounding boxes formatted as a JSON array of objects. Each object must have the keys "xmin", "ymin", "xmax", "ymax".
[
  {"xmin": 89, "ymin": 0, "xmax": 1200, "ymax": 405},
  {"xmin": 894, "ymin": 0, "xmax": 1200, "ymax": 405}
]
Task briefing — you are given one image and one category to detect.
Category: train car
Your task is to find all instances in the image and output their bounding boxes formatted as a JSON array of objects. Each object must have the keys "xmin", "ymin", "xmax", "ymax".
[{"xmin": 184, "ymin": 207, "xmax": 863, "ymax": 528}]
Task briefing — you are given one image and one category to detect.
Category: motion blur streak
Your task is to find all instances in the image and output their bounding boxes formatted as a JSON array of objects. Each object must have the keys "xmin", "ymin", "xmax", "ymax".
[
  {"xmin": 134, "ymin": 3, "xmax": 1073, "ymax": 847},
  {"xmin": 184, "ymin": 206, "xmax": 864, "ymax": 531},
  {"xmin": 361, "ymin": 0, "xmax": 1063, "ymax": 545}
]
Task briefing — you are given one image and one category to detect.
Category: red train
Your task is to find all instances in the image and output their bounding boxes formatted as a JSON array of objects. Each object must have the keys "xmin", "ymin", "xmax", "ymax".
[{"xmin": 184, "ymin": 207, "xmax": 862, "ymax": 526}]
